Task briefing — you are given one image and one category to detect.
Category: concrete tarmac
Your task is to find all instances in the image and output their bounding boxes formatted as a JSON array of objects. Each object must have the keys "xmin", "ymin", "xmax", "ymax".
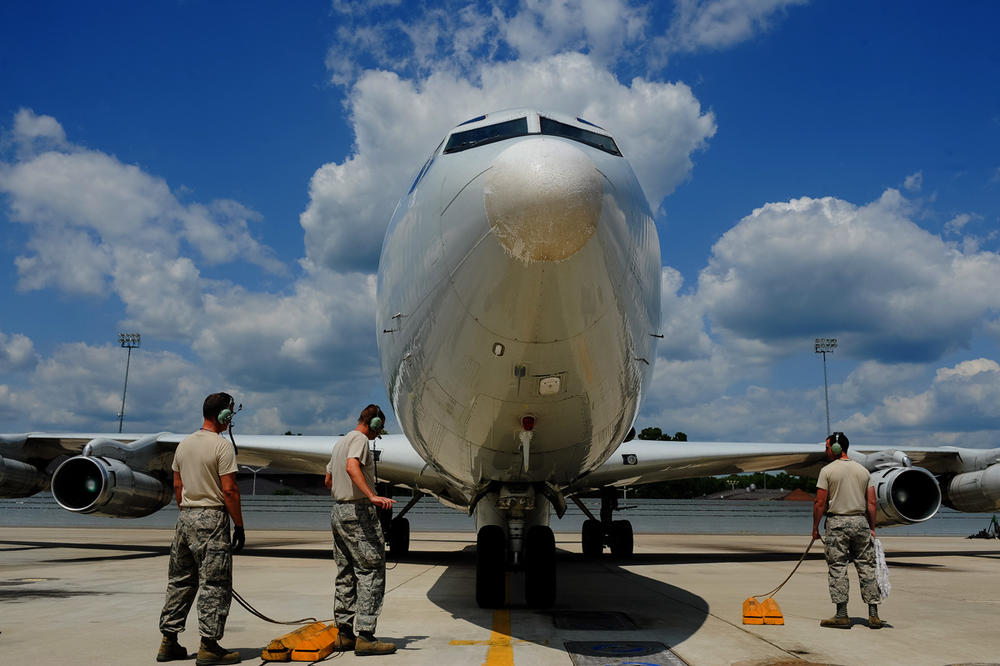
[{"xmin": 1, "ymin": 527, "xmax": 998, "ymax": 665}]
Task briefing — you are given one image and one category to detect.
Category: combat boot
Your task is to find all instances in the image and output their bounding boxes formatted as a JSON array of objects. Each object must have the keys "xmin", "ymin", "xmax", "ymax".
[
  {"xmin": 196, "ymin": 637, "xmax": 241, "ymax": 665},
  {"xmin": 332, "ymin": 626, "xmax": 356, "ymax": 651},
  {"xmin": 156, "ymin": 633, "xmax": 188, "ymax": 662},
  {"xmin": 354, "ymin": 633, "xmax": 397, "ymax": 656},
  {"xmin": 868, "ymin": 604, "xmax": 883, "ymax": 629},
  {"xmin": 820, "ymin": 601, "xmax": 850, "ymax": 628}
]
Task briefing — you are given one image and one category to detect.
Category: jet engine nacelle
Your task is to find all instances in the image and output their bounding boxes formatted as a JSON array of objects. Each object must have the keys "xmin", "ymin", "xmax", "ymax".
[
  {"xmin": 51, "ymin": 455, "xmax": 172, "ymax": 518},
  {"xmin": 871, "ymin": 466, "xmax": 941, "ymax": 526},
  {"xmin": 0, "ymin": 456, "xmax": 48, "ymax": 498},
  {"xmin": 942, "ymin": 464, "xmax": 1000, "ymax": 513}
]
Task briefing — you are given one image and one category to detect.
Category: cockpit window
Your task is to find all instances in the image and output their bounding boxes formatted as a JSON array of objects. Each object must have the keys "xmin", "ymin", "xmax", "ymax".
[
  {"xmin": 540, "ymin": 116, "xmax": 622, "ymax": 156},
  {"xmin": 444, "ymin": 117, "xmax": 530, "ymax": 154},
  {"xmin": 409, "ymin": 139, "xmax": 444, "ymax": 194}
]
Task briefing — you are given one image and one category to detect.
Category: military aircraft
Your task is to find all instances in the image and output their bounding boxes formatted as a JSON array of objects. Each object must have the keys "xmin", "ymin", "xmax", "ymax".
[{"xmin": 3, "ymin": 109, "xmax": 999, "ymax": 608}]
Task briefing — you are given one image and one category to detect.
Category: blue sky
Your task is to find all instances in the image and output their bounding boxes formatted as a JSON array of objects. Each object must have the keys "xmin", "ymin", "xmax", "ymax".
[{"xmin": 1, "ymin": 1, "xmax": 999, "ymax": 447}]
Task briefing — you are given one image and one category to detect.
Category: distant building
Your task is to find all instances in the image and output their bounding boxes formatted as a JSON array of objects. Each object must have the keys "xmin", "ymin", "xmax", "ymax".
[{"xmin": 781, "ymin": 488, "xmax": 815, "ymax": 502}]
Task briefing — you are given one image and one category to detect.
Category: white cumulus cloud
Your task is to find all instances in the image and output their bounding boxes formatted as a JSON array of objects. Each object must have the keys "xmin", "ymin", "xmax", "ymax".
[
  {"xmin": 696, "ymin": 189, "xmax": 1000, "ymax": 363},
  {"xmin": 0, "ymin": 110, "xmax": 286, "ymax": 335},
  {"xmin": 326, "ymin": 0, "xmax": 806, "ymax": 84},
  {"xmin": 302, "ymin": 54, "xmax": 716, "ymax": 271},
  {"xmin": 0, "ymin": 331, "xmax": 37, "ymax": 373},
  {"xmin": 840, "ymin": 358, "xmax": 1000, "ymax": 444},
  {"xmin": 658, "ymin": 0, "xmax": 808, "ymax": 55},
  {"xmin": 903, "ymin": 171, "xmax": 923, "ymax": 192},
  {"xmin": 10, "ymin": 108, "xmax": 68, "ymax": 158}
]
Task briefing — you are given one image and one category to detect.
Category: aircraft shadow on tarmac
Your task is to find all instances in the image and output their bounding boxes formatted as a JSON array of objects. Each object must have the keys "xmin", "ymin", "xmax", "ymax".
[{"xmin": 421, "ymin": 545, "xmax": 712, "ymax": 645}]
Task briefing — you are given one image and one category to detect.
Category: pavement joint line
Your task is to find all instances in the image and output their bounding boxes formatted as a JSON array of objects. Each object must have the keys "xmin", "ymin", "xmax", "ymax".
[
  {"xmin": 722, "ymin": 612, "xmax": 808, "ymax": 662},
  {"xmin": 386, "ymin": 562, "xmax": 443, "ymax": 594}
]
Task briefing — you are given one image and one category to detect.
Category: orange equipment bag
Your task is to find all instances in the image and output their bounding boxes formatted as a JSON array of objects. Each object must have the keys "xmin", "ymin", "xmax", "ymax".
[{"xmin": 261, "ymin": 622, "xmax": 340, "ymax": 662}]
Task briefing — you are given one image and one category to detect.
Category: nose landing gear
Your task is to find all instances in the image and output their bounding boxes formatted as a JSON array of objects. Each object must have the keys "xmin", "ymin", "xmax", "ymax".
[
  {"xmin": 524, "ymin": 524, "xmax": 556, "ymax": 607},
  {"xmin": 476, "ymin": 524, "xmax": 508, "ymax": 608},
  {"xmin": 474, "ymin": 483, "xmax": 557, "ymax": 608}
]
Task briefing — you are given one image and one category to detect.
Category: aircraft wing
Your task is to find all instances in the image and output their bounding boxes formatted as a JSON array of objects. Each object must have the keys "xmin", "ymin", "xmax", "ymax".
[
  {"xmin": 232, "ymin": 433, "xmax": 455, "ymax": 499},
  {"xmin": 569, "ymin": 439, "xmax": 1000, "ymax": 492},
  {"xmin": 1, "ymin": 430, "xmax": 455, "ymax": 512}
]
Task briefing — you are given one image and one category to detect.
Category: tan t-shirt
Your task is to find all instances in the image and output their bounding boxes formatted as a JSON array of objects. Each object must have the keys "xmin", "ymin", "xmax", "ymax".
[
  {"xmin": 172, "ymin": 429, "xmax": 239, "ymax": 508},
  {"xmin": 326, "ymin": 430, "xmax": 375, "ymax": 501},
  {"xmin": 817, "ymin": 458, "xmax": 873, "ymax": 515}
]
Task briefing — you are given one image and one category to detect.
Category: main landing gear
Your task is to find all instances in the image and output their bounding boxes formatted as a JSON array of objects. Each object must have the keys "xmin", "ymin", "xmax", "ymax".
[
  {"xmin": 575, "ymin": 486, "xmax": 634, "ymax": 557},
  {"xmin": 377, "ymin": 485, "xmax": 422, "ymax": 557}
]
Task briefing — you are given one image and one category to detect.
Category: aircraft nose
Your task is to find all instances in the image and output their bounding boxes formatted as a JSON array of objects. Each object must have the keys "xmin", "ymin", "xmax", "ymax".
[{"xmin": 484, "ymin": 138, "xmax": 602, "ymax": 263}]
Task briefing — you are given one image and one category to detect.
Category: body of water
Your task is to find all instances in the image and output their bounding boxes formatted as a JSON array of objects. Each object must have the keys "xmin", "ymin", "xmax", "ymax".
[{"xmin": 1, "ymin": 494, "xmax": 995, "ymax": 537}]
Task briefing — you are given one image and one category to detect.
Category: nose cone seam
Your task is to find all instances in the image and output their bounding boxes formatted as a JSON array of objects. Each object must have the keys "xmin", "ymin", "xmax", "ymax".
[{"xmin": 484, "ymin": 139, "xmax": 602, "ymax": 263}]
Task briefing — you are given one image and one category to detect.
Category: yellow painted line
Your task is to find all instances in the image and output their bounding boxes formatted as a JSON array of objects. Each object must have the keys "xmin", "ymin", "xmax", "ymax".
[
  {"xmin": 482, "ymin": 608, "xmax": 513, "ymax": 666},
  {"xmin": 446, "ymin": 576, "xmax": 522, "ymax": 665},
  {"xmin": 450, "ymin": 638, "xmax": 534, "ymax": 646}
]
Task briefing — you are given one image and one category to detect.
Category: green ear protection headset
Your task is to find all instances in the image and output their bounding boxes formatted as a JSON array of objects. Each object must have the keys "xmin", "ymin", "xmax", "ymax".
[
  {"xmin": 369, "ymin": 416, "xmax": 383, "ymax": 433},
  {"xmin": 218, "ymin": 399, "xmax": 235, "ymax": 427},
  {"xmin": 829, "ymin": 432, "xmax": 842, "ymax": 456}
]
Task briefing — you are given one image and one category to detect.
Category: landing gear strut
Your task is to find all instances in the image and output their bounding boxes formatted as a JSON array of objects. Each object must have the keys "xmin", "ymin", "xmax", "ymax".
[
  {"xmin": 378, "ymin": 485, "xmax": 422, "ymax": 557},
  {"xmin": 574, "ymin": 487, "xmax": 633, "ymax": 557}
]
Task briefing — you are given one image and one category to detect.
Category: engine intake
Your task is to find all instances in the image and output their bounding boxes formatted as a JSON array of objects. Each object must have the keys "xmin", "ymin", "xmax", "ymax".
[
  {"xmin": 0, "ymin": 456, "xmax": 48, "ymax": 498},
  {"xmin": 942, "ymin": 465, "xmax": 1000, "ymax": 513},
  {"xmin": 871, "ymin": 466, "xmax": 940, "ymax": 526},
  {"xmin": 51, "ymin": 456, "xmax": 171, "ymax": 518}
]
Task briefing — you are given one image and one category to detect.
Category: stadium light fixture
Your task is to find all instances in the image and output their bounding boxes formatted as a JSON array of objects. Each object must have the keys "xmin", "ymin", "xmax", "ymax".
[
  {"xmin": 117, "ymin": 332, "xmax": 141, "ymax": 433},
  {"xmin": 814, "ymin": 337, "xmax": 837, "ymax": 436}
]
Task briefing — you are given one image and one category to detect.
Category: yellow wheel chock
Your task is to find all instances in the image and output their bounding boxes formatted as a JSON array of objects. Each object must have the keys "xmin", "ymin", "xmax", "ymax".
[{"xmin": 261, "ymin": 622, "xmax": 341, "ymax": 662}]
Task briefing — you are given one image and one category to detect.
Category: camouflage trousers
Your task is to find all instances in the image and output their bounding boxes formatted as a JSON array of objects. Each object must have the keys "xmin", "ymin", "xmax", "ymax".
[
  {"xmin": 159, "ymin": 507, "xmax": 233, "ymax": 639},
  {"xmin": 824, "ymin": 514, "xmax": 879, "ymax": 605},
  {"xmin": 331, "ymin": 501, "xmax": 386, "ymax": 633}
]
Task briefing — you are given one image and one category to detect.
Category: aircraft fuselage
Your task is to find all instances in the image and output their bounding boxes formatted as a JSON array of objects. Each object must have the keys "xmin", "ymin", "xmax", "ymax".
[{"xmin": 377, "ymin": 109, "xmax": 660, "ymax": 502}]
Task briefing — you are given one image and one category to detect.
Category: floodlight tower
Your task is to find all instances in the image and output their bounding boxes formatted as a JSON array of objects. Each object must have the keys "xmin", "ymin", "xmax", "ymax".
[
  {"xmin": 814, "ymin": 337, "xmax": 838, "ymax": 436},
  {"xmin": 117, "ymin": 332, "xmax": 141, "ymax": 433}
]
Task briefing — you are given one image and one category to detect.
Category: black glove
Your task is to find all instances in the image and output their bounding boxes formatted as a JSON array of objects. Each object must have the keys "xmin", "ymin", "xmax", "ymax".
[{"xmin": 231, "ymin": 525, "xmax": 245, "ymax": 554}]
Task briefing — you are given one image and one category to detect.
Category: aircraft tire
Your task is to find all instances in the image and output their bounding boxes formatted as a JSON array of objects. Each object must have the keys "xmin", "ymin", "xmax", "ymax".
[
  {"xmin": 524, "ymin": 525, "xmax": 556, "ymax": 608},
  {"xmin": 609, "ymin": 519, "xmax": 634, "ymax": 557},
  {"xmin": 476, "ymin": 525, "xmax": 507, "ymax": 608},
  {"xmin": 581, "ymin": 518, "xmax": 603, "ymax": 557},
  {"xmin": 389, "ymin": 517, "xmax": 410, "ymax": 556}
]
